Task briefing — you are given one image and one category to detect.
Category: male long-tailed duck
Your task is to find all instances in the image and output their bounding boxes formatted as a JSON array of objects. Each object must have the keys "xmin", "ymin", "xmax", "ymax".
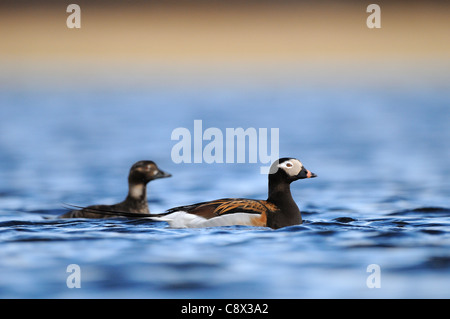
[{"xmin": 155, "ymin": 158, "xmax": 316, "ymax": 229}]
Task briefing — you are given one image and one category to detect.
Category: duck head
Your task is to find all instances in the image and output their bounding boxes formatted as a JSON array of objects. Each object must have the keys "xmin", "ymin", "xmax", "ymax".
[
  {"xmin": 269, "ymin": 157, "xmax": 317, "ymax": 183},
  {"xmin": 128, "ymin": 160, "xmax": 172, "ymax": 185}
]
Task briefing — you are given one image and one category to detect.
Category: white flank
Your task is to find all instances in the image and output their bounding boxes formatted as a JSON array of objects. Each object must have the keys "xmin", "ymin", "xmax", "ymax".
[{"xmin": 150, "ymin": 211, "xmax": 258, "ymax": 228}]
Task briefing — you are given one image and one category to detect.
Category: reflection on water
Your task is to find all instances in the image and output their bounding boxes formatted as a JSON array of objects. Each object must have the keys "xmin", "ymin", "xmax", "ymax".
[{"xmin": 0, "ymin": 87, "xmax": 449, "ymax": 298}]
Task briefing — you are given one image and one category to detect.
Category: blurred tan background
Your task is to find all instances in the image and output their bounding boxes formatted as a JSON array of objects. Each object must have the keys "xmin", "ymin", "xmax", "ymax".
[{"xmin": 1, "ymin": 1, "xmax": 449, "ymax": 89}]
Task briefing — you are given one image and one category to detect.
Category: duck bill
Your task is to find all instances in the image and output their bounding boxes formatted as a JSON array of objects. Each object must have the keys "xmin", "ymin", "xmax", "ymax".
[
  {"xmin": 155, "ymin": 169, "xmax": 172, "ymax": 179},
  {"xmin": 306, "ymin": 170, "xmax": 317, "ymax": 178},
  {"xmin": 297, "ymin": 167, "xmax": 317, "ymax": 179}
]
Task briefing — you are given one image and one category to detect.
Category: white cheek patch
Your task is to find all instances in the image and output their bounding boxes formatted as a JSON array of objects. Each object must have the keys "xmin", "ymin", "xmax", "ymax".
[{"xmin": 278, "ymin": 159, "xmax": 303, "ymax": 176}]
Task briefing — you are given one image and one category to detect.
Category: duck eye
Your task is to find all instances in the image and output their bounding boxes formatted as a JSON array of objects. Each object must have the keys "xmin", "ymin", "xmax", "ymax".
[{"xmin": 286, "ymin": 162, "xmax": 293, "ymax": 168}]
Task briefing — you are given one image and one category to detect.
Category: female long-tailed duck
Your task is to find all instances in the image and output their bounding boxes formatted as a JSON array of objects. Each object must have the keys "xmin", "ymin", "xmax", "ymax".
[{"xmin": 59, "ymin": 160, "xmax": 171, "ymax": 218}]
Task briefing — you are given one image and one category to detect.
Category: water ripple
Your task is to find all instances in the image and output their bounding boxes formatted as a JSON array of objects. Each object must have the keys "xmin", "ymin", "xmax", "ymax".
[{"xmin": 0, "ymin": 204, "xmax": 449, "ymax": 298}]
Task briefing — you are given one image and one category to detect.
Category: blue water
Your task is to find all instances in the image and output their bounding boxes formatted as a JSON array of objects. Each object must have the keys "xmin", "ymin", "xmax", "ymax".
[{"xmin": 0, "ymin": 87, "xmax": 449, "ymax": 298}]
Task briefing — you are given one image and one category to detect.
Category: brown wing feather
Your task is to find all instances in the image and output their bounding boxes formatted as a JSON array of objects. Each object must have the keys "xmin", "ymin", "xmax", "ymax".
[
  {"xmin": 164, "ymin": 198, "xmax": 232, "ymax": 219},
  {"xmin": 184, "ymin": 204, "xmax": 220, "ymax": 219},
  {"xmin": 213, "ymin": 199, "xmax": 269, "ymax": 216},
  {"xmin": 166, "ymin": 198, "xmax": 278, "ymax": 219}
]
